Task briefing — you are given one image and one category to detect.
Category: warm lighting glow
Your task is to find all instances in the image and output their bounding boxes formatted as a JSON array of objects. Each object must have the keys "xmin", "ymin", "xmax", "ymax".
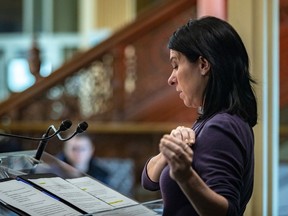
[
  {"xmin": 197, "ymin": 0, "xmax": 226, "ymax": 19},
  {"xmin": 7, "ymin": 58, "xmax": 35, "ymax": 92}
]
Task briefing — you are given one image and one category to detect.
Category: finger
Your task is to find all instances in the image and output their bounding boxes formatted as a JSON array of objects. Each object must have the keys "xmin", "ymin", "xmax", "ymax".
[
  {"xmin": 161, "ymin": 135, "xmax": 189, "ymax": 155},
  {"xmin": 170, "ymin": 129, "xmax": 183, "ymax": 140},
  {"xmin": 160, "ymin": 140, "xmax": 194, "ymax": 178},
  {"xmin": 186, "ymin": 129, "xmax": 195, "ymax": 146},
  {"xmin": 162, "ymin": 135, "xmax": 182, "ymax": 147},
  {"xmin": 164, "ymin": 149, "xmax": 181, "ymax": 161},
  {"xmin": 177, "ymin": 127, "xmax": 195, "ymax": 146},
  {"xmin": 183, "ymin": 143, "xmax": 190, "ymax": 151},
  {"xmin": 160, "ymin": 136, "xmax": 179, "ymax": 153},
  {"xmin": 160, "ymin": 136, "xmax": 190, "ymax": 156},
  {"xmin": 160, "ymin": 141, "xmax": 179, "ymax": 162}
]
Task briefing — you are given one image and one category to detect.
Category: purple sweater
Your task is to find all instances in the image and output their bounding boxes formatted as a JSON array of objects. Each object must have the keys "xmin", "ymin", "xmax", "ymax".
[{"xmin": 142, "ymin": 113, "xmax": 254, "ymax": 216}]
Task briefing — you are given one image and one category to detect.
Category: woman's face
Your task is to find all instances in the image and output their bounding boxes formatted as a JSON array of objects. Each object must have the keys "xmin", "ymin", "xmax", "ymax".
[{"xmin": 168, "ymin": 50, "xmax": 210, "ymax": 108}]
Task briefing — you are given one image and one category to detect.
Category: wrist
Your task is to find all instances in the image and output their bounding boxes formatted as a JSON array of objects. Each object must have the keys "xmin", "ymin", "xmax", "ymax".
[{"xmin": 177, "ymin": 167, "xmax": 197, "ymax": 185}]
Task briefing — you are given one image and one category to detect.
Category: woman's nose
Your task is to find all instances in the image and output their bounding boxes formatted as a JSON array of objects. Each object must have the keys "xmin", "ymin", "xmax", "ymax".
[{"xmin": 168, "ymin": 73, "xmax": 176, "ymax": 86}]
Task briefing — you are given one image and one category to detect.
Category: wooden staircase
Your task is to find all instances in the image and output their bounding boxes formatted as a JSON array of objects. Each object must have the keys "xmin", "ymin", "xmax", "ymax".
[
  {"xmin": 0, "ymin": 0, "xmax": 198, "ymax": 126},
  {"xmin": 0, "ymin": 0, "xmax": 198, "ymax": 201}
]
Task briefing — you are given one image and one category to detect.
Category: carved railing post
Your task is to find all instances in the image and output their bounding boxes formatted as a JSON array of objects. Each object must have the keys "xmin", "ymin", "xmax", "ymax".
[{"xmin": 28, "ymin": 36, "xmax": 42, "ymax": 81}]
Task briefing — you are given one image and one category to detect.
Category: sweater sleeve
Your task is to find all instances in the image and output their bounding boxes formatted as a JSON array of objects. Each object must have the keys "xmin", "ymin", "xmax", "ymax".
[
  {"xmin": 141, "ymin": 158, "xmax": 160, "ymax": 191},
  {"xmin": 193, "ymin": 114, "xmax": 254, "ymax": 216}
]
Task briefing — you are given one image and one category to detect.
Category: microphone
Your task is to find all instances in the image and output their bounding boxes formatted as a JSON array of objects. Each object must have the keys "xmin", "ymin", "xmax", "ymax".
[{"xmin": 0, "ymin": 120, "xmax": 72, "ymax": 141}]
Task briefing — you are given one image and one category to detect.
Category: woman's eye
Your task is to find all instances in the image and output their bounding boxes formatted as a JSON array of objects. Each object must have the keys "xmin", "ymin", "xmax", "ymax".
[{"xmin": 172, "ymin": 65, "xmax": 178, "ymax": 70}]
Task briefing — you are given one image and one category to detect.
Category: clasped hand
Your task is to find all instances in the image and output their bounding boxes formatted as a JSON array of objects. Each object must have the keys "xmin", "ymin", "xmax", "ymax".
[{"xmin": 159, "ymin": 126, "xmax": 195, "ymax": 183}]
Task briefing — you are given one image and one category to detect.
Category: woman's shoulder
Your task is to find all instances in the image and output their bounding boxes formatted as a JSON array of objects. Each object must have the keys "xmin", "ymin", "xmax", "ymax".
[
  {"xmin": 202, "ymin": 112, "xmax": 252, "ymax": 134},
  {"xmin": 209, "ymin": 112, "xmax": 247, "ymax": 126},
  {"xmin": 197, "ymin": 113, "xmax": 254, "ymax": 149}
]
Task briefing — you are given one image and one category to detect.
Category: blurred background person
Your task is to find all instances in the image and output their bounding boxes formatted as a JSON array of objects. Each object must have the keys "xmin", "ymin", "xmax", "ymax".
[{"xmin": 56, "ymin": 133, "xmax": 110, "ymax": 184}]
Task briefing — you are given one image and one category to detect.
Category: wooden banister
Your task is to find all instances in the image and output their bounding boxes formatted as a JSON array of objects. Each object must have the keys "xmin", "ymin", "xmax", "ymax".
[
  {"xmin": 0, "ymin": 121, "xmax": 192, "ymax": 134},
  {"xmin": 0, "ymin": 0, "xmax": 196, "ymax": 117}
]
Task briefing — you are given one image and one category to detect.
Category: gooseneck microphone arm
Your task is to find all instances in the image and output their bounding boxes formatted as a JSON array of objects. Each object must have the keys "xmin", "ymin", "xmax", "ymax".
[
  {"xmin": 53, "ymin": 121, "xmax": 89, "ymax": 141},
  {"xmin": 34, "ymin": 120, "xmax": 72, "ymax": 161},
  {"xmin": 34, "ymin": 121, "xmax": 88, "ymax": 161},
  {"xmin": 0, "ymin": 120, "xmax": 72, "ymax": 141}
]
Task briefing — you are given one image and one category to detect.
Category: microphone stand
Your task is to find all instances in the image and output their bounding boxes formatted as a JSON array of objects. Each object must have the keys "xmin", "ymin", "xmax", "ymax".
[{"xmin": 34, "ymin": 127, "xmax": 52, "ymax": 161}]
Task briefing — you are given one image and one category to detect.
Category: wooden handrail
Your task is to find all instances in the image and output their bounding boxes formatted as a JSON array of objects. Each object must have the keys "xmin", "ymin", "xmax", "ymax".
[
  {"xmin": 0, "ymin": 121, "xmax": 192, "ymax": 134},
  {"xmin": 0, "ymin": 0, "xmax": 196, "ymax": 117},
  {"xmin": 2, "ymin": 120, "xmax": 288, "ymax": 137}
]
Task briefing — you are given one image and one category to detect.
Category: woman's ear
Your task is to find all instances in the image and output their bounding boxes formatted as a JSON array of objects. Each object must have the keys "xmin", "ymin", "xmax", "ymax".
[{"xmin": 199, "ymin": 56, "xmax": 210, "ymax": 76}]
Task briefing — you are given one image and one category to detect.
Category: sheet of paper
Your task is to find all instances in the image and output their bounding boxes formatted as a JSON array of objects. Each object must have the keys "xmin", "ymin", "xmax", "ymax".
[
  {"xmin": 29, "ymin": 177, "xmax": 113, "ymax": 214},
  {"xmin": 67, "ymin": 176, "xmax": 138, "ymax": 208},
  {"xmin": 91, "ymin": 204, "xmax": 158, "ymax": 216},
  {"xmin": 0, "ymin": 179, "xmax": 81, "ymax": 216}
]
